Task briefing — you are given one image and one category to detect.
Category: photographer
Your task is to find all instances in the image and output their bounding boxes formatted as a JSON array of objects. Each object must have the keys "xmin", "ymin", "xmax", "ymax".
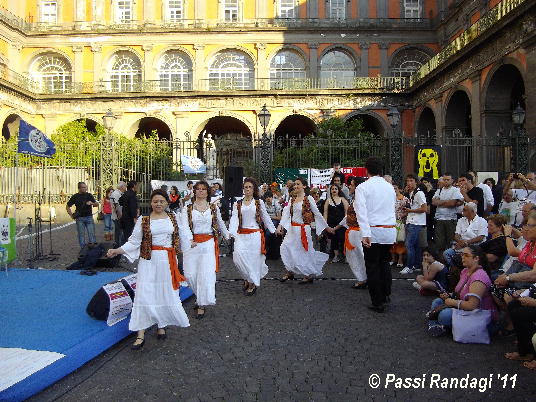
[
  {"xmin": 66, "ymin": 181, "xmax": 99, "ymax": 249},
  {"xmin": 503, "ymin": 173, "xmax": 536, "ymax": 203}
]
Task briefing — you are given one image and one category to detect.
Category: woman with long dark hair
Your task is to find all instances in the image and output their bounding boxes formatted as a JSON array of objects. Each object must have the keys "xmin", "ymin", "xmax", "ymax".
[
  {"xmin": 106, "ymin": 189, "xmax": 189, "ymax": 350},
  {"xmin": 323, "ymin": 183, "xmax": 349, "ymax": 263},
  {"xmin": 276, "ymin": 177, "xmax": 333, "ymax": 284},
  {"xmin": 180, "ymin": 180, "xmax": 229, "ymax": 319},
  {"xmin": 229, "ymin": 178, "xmax": 276, "ymax": 295},
  {"xmin": 169, "ymin": 186, "xmax": 181, "ymax": 211}
]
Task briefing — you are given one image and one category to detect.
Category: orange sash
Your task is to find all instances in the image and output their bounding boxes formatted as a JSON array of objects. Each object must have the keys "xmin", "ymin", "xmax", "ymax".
[
  {"xmin": 371, "ymin": 225, "xmax": 396, "ymax": 228},
  {"xmin": 344, "ymin": 226, "xmax": 360, "ymax": 253},
  {"xmin": 151, "ymin": 245, "xmax": 186, "ymax": 291},
  {"xmin": 238, "ymin": 228, "xmax": 266, "ymax": 255},
  {"xmin": 193, "ymin": 234, "xmax": 220, "ymax": 272},
  {"xmin": 291, "ymin": 221, "xmax": 309, "ymax": 251}
]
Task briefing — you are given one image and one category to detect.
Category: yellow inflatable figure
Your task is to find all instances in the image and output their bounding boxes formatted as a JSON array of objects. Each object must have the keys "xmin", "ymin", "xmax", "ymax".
[{"xmin": 417, "ymin": 148, "xmax": 439, "ymax": 179}]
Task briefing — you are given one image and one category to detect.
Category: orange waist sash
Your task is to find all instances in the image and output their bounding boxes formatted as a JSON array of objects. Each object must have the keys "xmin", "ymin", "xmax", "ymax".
[
  {"xmin": 371, "ymin": 225, "xmax": 396, "ymax": 228},
  {"xmin": 291, "ymin": 221, "xmax": 309, "ymax": 251},
  {"xmin": 151, "ymin": 246, "xmax": 186, "ymax": 291},
  {"xmin": 193, "ymin": 234, "xmax": 220, "ymax": 272},
  {"xmin": 238, "ymin": 228, "xmax": 266, "ymax": 255},
  {"xmin": 344, "ymin": 226, "xmax": 360, "ymax": 253}
]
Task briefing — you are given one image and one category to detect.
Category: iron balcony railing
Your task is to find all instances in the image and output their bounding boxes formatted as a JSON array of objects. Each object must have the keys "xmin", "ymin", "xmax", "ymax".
[
  {"xmin": 0, "ymin": 69, "xmax": 409, "ymax": 95},
  {"xmin": 9, "ymin": 17, "xmax": 434, "ymax": 33},
  {"xmin": 409, "ymin": 0, "xmax": 528, "ymax": 86}
]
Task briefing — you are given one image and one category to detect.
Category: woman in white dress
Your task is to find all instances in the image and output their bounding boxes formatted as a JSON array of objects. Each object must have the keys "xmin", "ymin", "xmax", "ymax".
[
  {"xmin": 335, "ymin": 176, "xmax": 367, "ymax": 289},
  {"xmin": 180, "ymin": 180, "xmax": 230, "ymax": 319},
  {"xmin": 229, "ymin": 178, "xmax": 276, "ymax": 295},
  {"xmin": 276, "ymin": 177, "xmax": 333, "ymax": 284},
  {"xmin": 106, "ymin": 189, "xmax": 190, "ymax": 350}
]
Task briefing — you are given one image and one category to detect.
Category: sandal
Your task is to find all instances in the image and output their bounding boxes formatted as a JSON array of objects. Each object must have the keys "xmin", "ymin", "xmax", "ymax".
[
  {"xmin": 352, "ymin": 282, "xmax": 367, "ymax": 289},
  {"xmin": 298, "ymin": 278, "xmax": 314, "ymax": 285},
  {"xmin": 196, "ymin": 307, "xmax": 206, "ymax": 319},
  {"xmin": 505, "ymin": 352, "xmax": 534, "ymax": 361},
  {"xmin": 279, "ymin": 272, "xmax": 294, "ymax": 282},
  {"xmin": 523, "ymin": 360, "xmax": 536, "ymax": 370},
  {"xmin": 242, "ymin": 281, "xmax": 249, "ymax": 291},
  {"xmin": 157, "ymin": 328, "xmax": 167, "ymax": 340},
  {"xmin": 131, "ymin": 337, "xmax": 145, "ymax": 350},
  {"xmin": 246, "ymin": 286, "xmax": 257, "ymax": 296}
]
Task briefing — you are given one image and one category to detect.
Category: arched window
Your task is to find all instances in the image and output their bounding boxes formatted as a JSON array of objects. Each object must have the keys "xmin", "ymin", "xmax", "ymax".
[
  {"xmin": 109, "ymin": 51, "xmax": 142, "ymax": 92},
  {"xmin": 209, "ymin": 50, "xmax": 254, "ymax": 90},
  {"xmin": 319, "ymin": 49, "xmax": 356, "ymax": 88},
  {"xmin": 159, "ymin": 51, "xmax": 192, "ymax": 91},
  {"xmin": 390, "ymin": 48, "xmax": 431, "ymax": 78},
  {"xmin": 270, "ymin": 49, "xmax": 306, "ymax": 89},
  {"xmin": 30, "ymin": 54, "xmax": 72, "ymax": 93}
]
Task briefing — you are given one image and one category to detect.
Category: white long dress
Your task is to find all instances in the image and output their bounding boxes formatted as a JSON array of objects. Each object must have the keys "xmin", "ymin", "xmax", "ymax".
[
  {"xmin": 180, "ymin": 206, "xmax": 230, "ymax": 306},
  {"xmin": 339, "ymin": 215, "xmax": 367, "ymax": 282},
  {"xmin": 121, "ymin": 217, "xmax": 190, "ymax": 331},
  {"xmin": 279, "ymin": 195, "xmax": 329, "ymax": 276},
  {"xmin": 229, "ymin": 200, "xmax": 276, "ymax": 286}
]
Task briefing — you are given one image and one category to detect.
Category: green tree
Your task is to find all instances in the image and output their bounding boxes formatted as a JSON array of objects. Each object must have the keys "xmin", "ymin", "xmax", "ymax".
[{"xmin": 273, "ymin": 117, "xmax": 383, "ymax": 169}]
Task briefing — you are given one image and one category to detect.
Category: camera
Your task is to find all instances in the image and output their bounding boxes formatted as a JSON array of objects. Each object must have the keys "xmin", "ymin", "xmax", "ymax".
[{"xmin": 513, "ymin": 173, "xmax": 520, "ymax": 179}]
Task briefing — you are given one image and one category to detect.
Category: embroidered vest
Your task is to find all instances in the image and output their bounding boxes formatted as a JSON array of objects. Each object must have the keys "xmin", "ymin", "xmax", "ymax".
[
  {"xmin": 139, "ymin": 212, "xmax": 181, "ymax": 260},
  {"xmin": 187, "ymin": 203, "xmax": 219, "ymax": 236},
  {"xmin": 290, "ymin": 196, "xmax": 314, "ymax": 224},
  {"xmin": 346, "ymin": 203, "xmax": 359, "ymax": 227},
  {"xmin": 237, "ymin": 199, "xmax": 263, "ymax": 230}
]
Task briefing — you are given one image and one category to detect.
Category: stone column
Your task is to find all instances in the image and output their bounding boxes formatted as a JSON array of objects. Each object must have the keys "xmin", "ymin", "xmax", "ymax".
[
  {"xmin": 195, "ymin": 0, "xmax": 206, "ymax": 20},
  {"xmin": 144, "ymin": 0, "xmax": 155, "ymax": 25},
  {"xmin": 379, "ymin": 42, "xmax": 389, "ymax": 76},
  {"xmin": 470, "ymin": 72, "xmax": 482, "ymax": 137},
  {"xmin": 255, "ymin": 0, "xmax": 265, "ymax": 19},
  {"xmin": 194, "ymin": 44, "xmax": 206, "ymax": 90},
  {"xmin": 358, "ymin": 42, "xmax": 369, "ymax": 76},
  {"xmin": 8, "ymin": 42, "xmax": 22, "ymax": 73},
  {"xmin": 93, "ymin": 0, "xmax": 105, "ymax": 26},
  {"xmin": 377, "ymin": 0, "xmax": 387, "ymax": 18},
  {"xmin": 308, "ymin": 0, "xmax": 318, "ymax": 18},
  {"xmin": 524, "ymin": 41, "xmax": 536, "ymax": 141},
  {"xmin": 142, "ymin": 44, "xmax": 154, "ymax": 82},
  {"xmin": 359, "ymin": 0, "xmax": 369, "ymax": 18},
  {"xmin": 43, "ymin": 114, "xmax": 57, "ymax": 136},
  {"xmin": 308, "ymin": 42, "xmax": 319, "ymax": 87},
  {"xmin": 75, "ymin": 0, "xmax": 86, "ymax": 28},
  {"xmin": 91, "ymin": 44, "xmax": 103, "ymax": 88},
  {"xmin": 72, "ymin": 45, "xmax": 84, "ymax": 85},
  {"xmin": 173, "ymin": 111, "xmax": 191, "ymax": 140},
  {"xmin": 255, "ymin": 43, "xmax": 267, "ymax": 90}
]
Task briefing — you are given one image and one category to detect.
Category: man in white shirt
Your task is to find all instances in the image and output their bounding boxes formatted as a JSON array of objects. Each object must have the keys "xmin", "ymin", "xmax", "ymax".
[
  {"xmin": 443, "ymin": 202, "xmax": 488, "ymax": 267},
  {"xmin": 356, "ymin": 157, "xmax": 396, "ymax": 313},
  {"xmin": 400, "ymin": 174, "xmax": 428, "ymax": 274},
  {"xmin": 498, "ymin": 189, "xmax": 521, "ymax": 225},
  {"xmin": 468, "ymin": 171, "xmax": 494, "ymax": 215},
  {"xmin": 503, "ymin": 172, "xmax": 536, "ymax": 203},
  {"xmin": 432, "ymin": 173, "xmax": 464, "ymax": 253},
  {"xmin": 110, "ymin": 181, "xmax": 126, "ymax": 247}
]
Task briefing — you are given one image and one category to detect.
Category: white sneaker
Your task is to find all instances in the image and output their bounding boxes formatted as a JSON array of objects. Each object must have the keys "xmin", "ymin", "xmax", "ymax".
[
  {"xmin": 400, "ymin": 266, "xmax": 414, "ymax": 274},
  {"xmin": 389, "ymin": 261, "xmax": 395, "ymax": 266},
  {"xmin": 428, "ymin": 324, "xmax": 446, "ymax": 337},
  {"xmin": 412, "ymin": 281, "xmax": 422, "ymax": 290}
]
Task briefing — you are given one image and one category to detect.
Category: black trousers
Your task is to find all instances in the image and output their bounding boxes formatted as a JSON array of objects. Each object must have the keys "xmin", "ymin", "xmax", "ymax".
[
  {"xmin": 363, "ymin": 243, "xmax": 393, "ymax": 306},
  {"xmin": 327, "ymin": 227, "xmax": 346, "ymax": 255},
  {"xmin": 121, "ymin": 219, "xmax": 136, "ymax": 242},
  {"xmin": 508, "ymin": 300, "xmax": 536, "ymax": 356}
]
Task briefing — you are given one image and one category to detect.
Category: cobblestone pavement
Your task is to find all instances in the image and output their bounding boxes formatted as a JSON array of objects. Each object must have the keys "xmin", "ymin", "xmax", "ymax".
[{"xmin": 12, "ymin": 223, "xmax": 536, "ymax": 401}]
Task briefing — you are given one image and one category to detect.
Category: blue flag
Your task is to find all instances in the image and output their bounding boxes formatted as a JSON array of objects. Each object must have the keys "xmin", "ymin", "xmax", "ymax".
[
  {"xmin": 181, "ymin": 155, "xmax": 206, "ymax": 174},
  {"xmin": 17, "ymin": 120, "xmax": 56, "ymax": 158}
]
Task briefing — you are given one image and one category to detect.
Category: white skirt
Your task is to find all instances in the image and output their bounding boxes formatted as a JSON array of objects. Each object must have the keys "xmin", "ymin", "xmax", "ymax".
[
  {"xmin": 182, "ymin": 238, "xmax": 217, "ymax": 306},
  {"xmin": 345, "ymin": 229, "xmax": 367, "ymax": 282},
  {"xmin": 129, "ymin": 250, "xmax": 190, "ymax": 331},
  {"xmin": 280, "ymin": 224, "xmax": 328, "ymax": 277},
  {"xmin": 233, "ymin": 231, "xmax": 268, "ymax": 286}
]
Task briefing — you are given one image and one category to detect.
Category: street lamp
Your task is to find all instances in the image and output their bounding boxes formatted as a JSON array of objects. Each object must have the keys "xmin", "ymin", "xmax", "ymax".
[
  {"xmin": 386, "ymin": 105, "xmax": 402, "ymax": 185},
  {"xmin": 512, "ymin": 103, "xmax": 525, "ymax": 127},
  {"xmin": 511, "ymin": 103, "xmax": 527, "ymax": 173},
  {"xmin": 102, "ymin": 109, "xmax": 117, "ymax": 132},
  {"xmin": 387, "ymin": 105, "xmax": 401, "ymax": 129},
  {"xmin": 258, "ymin": 104, "xmax": 271, "ymax": 137},
  {"xmin": 257, "ymin": 104, "xmax": 272, "ymax": 184}
]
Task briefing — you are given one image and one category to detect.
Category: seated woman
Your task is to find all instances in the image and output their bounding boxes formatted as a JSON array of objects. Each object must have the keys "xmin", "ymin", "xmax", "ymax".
[
  {"xmin": 493, "ymin": 210, "xmax": 536, "ymax": 336},
  {"xmin": 480, "ymin": 214, "xmax": 508, "ymax": 277},
  {"xmin": 504, "ymin": 284, "xmax": 536, "ymax": 370},
  {"xmin": 427, "ymin": 245, "xmax": 498, "ymax": 337},
  {"xmin": 413, "ymin": 248, "xmax": 448, "ymax": 294}
]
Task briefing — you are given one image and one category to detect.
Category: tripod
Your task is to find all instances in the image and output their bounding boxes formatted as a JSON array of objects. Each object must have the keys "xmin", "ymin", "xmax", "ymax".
[
  {"xmin": 46, "ymin": 206, "xmax": 60, "ymax": 261},
  {"xmin": 33, "ymin": 197, "xmax": 47, "ymax": 261}
]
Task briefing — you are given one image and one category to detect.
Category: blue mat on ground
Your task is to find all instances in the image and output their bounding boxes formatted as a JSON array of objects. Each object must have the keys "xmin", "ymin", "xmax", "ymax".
[{"xmin": 0, "ymin": 269, "xmax": 193, "ymax": 401}]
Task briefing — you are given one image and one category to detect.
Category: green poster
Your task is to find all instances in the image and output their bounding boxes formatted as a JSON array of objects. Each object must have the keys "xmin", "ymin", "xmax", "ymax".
[
  {"xmin": 0, "ymin": 218, "xmax": 16, "ymax": 262},
  {"xmin": 274, "ymin": 168, "xmax": 309, "ymax": 186}
]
